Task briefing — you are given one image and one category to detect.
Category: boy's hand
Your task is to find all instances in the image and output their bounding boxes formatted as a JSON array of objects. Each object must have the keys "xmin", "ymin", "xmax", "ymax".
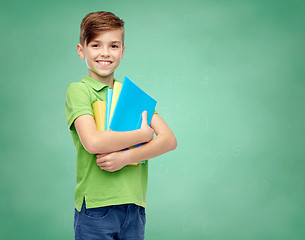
[
  {"xmin": 140, "ymin": 111, "xmax": 154, "ymax": 143},
  {"xmin": 96, "ymin": 151, "xmax": 129, "ymax": 172},
  {"xmin": 95, "ymin": 111, "xmax": 154, "ymax": 172}
]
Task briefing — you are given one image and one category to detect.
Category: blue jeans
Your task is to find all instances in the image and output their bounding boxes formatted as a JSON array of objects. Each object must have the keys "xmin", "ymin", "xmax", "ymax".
[{"xmin": 74, "ymin": 199, "xmax": 146, "ymax": 240}]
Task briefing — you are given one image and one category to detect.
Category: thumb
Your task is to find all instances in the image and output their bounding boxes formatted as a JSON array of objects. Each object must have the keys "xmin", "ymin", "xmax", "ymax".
[{"xmin": 141, "ymin": 111, "xmax": 148, "ymax": 125}]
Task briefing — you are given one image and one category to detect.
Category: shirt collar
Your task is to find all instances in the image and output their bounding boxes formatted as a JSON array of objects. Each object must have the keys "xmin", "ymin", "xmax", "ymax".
[{"xmin": 81, "ymin": 76, "xmax": 116, "ymax": 91}]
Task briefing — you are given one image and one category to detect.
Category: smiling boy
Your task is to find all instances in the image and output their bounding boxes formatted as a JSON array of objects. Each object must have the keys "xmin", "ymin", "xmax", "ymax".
[
  {"xmin": 65, "ymin": 11, "xmax": 177, "ymax": 240},
  {"xmin": 77, "ymin": 27, "xmax": 124, "ymax": 88}
]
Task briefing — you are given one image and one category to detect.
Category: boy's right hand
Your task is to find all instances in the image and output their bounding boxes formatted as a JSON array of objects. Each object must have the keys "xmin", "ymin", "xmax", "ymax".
[{"xmin": 140, "ymin": 111, "xmax": 154, "ymax": 142}]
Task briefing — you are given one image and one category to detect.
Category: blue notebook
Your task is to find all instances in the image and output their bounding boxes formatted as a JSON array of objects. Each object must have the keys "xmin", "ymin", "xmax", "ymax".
[
  {"xmin": 109, "ymin": 76, "xmax": 157, "ymax": 132},
  {"xmin": 105, "ymin": 89, "xmax": 113, "ymax": 130}
]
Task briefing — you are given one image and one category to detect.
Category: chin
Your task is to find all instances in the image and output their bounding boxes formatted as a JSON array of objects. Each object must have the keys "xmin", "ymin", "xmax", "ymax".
[
  {"xmin": 98, "ymin": 72, "xmax": 114, "ymax": 77},
  {"xmin": 90, "ymin": 69, "xmax": 113, "ymax": 78}
]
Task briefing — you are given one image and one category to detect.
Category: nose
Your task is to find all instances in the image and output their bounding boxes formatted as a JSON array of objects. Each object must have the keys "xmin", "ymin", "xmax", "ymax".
[{"xmin": 100, "ymin": 47, "xmax": 110, "ymax": 57}]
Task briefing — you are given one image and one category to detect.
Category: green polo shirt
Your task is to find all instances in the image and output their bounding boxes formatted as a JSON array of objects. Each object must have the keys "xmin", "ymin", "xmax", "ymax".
[{"xmin": 65, "ymin": 76, "xmax": 148, "ymax": 211}]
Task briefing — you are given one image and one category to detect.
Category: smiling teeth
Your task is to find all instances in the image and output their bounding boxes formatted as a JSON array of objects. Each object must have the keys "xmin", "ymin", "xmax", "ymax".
[{"xmin": 99, "ymin": 61, "xmax": 111, "ymax": 65}]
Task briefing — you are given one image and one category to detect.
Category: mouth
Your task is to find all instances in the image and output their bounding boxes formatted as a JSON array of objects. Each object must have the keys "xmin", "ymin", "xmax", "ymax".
[{"xmin": 96, "ymin": 60, "xmax": 113, "ymax": 66}]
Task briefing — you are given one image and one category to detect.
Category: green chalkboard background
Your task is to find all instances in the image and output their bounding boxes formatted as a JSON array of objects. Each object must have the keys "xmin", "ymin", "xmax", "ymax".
[{"xmin": 1, "ymin": 0, "xmax": 305, "ymax": 239}]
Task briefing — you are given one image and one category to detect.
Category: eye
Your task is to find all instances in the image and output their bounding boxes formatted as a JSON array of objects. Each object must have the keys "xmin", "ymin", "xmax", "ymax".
[
  {"xmin": 111, "ymin": 44, "xmax": 119, "ymax": 48},
  {"xmin": 91, "ymin": 44, "xmax": 99, "ymax": 48}
]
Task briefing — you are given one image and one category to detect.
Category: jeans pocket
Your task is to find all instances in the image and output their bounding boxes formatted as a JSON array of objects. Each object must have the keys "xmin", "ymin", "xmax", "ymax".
[
  {"xmin": 138, "ymin": 206, "xmax": 146, "ymax": 226},
  {"xmin": 138, "ymin": 206, "xmax": 146, "ymax": 216},
  {"xmin": 85, "ymin": 206, "xmax": 112, "ymax": 219}
]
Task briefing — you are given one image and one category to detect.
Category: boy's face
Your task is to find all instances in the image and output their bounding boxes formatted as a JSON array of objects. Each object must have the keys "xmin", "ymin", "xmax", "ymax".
[{"xmin": 77, "ymin": 28, "xmax": 125, "ymax": 84}]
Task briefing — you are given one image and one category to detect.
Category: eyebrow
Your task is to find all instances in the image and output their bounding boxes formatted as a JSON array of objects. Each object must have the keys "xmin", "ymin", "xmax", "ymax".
[{"xmin": 91, "ymin": 40, "xmax": 122, "ymax": 44}]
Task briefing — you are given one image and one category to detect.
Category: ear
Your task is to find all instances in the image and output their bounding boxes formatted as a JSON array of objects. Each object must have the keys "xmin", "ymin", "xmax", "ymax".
[
  {"xmin": 121, "ymin": 45, "xmax": 125, "ymax": 60},
  {"xmin": 77, "ymin": 44, "xmax": 85, "ymax": 59}
]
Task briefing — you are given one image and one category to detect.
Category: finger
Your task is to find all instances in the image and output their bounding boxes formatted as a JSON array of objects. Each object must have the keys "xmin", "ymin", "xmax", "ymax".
[
  {"xmin": 99, "ymin": 161, "xmax": 111, "ymax": 168},
  {"xmin": 99, "ymin": 164, "xmax": 107, "ymax": 169},
  {"xmin": 96, "ymin": 157, "xmax": 107, "ymax": 165},
  {"xmin": 96, "ymin": 153, "xmax": 108, "ymax": 158},
  {"xmin": 141, "ymin": 111, "xmax": 148, "ymax": 125},
  {"xmin": 100, "ymin": 165, "xmax": 114, "ymax": 172}
]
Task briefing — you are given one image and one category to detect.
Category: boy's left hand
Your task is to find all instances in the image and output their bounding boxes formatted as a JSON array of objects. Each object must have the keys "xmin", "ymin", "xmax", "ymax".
[{"xmin": 96, "ymin": 151, "xmax": 129, "ymax": 172}]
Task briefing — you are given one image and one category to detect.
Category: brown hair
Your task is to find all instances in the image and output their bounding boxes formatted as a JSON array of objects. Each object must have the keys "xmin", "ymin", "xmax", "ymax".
[{"xmin": 80, "ymin": 11, "xmax": 125, "ymax": 46}]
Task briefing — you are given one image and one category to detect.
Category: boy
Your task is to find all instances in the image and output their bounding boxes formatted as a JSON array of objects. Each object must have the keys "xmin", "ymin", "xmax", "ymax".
[{"xmin": 65, "ymin": 11, "xmax": 177, "ymax": 240}]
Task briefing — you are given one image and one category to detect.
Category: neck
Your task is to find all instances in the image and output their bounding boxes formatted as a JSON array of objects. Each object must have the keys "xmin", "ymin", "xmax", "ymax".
[{"xmin": 88, "ymin": 70, "xmax": 114, "ymax": 88}]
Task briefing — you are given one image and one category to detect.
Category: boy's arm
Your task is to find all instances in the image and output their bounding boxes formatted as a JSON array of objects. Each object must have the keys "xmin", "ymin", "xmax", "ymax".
[
  {"xmin": 74, "ymin": 111, "xmax": 154, "ymax": 154},
  {"xmin": 96, "ymin": 114, "xmax": 177, "ymax": 172}
]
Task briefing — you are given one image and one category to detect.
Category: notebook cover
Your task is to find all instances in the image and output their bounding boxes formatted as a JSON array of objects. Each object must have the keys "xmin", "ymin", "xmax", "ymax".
[
  {"xmin": 109, "ymin": 76, "xmax": 157, "ymax": 132},
  {"xmin": 105, "ymin": 89, "xmax": 113, "ymax": 130},
  {"xmin": 109, "ymin": 81, "xmax": 122, "ymax": 126},
  {"xmin": 92, "ymin": 101, "xmax": 106, "ymax": 131}
]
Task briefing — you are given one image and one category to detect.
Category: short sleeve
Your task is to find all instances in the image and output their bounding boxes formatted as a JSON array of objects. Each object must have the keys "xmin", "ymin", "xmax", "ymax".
[{"xmin": 65, "ymin": 83, "xmax": 93, "ymax": 130}]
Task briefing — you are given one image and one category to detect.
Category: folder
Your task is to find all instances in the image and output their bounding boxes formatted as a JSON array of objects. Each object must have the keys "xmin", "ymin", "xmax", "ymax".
[
  {"xmin": 109, "ymin": 81, "xmax": 122, "ymax": 126},
  {"xmin": 109, "ymin": 76, "xmax": 157, "ymax": 165},
  {"xmin": 105, "ymin": 89, "xmax": 113, "ymax": 130},
  {"xmin": 92, "ymin": 101, "xmax": 106, "ymax": 131},
  {"xmin": 109, "ymin": 76, "xmax": 157, "ymax": 132}
]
